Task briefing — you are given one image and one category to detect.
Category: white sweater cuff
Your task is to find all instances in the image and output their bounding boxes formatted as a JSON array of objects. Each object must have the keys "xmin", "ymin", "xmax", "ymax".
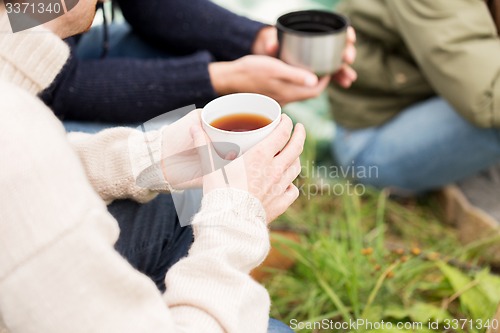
[
  {"xmin": 68, "ymin": 127, "xmax": 171, "ymax": 204},
  {"xmin": 193, "ymin": 188, "xmax": 267, "ymax": 230},
  {"xmin": 191, "ymin": 188, "xmax": 269, "ymax": 270}
]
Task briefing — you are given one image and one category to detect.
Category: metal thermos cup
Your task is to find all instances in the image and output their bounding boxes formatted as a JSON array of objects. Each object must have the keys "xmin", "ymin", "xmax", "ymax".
[{"xmin": 277, "ymin": 10, "xmax": 349, "ymax": 76}]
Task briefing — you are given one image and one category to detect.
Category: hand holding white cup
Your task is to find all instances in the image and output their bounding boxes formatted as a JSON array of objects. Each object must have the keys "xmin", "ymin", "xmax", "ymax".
[
  {"xmin": 201, "ymin": 93, "xmax": 282, "ymax": 157},
  {"xmin": 194, "ymin": 107, "xmax": 305, "ymax": 223}
]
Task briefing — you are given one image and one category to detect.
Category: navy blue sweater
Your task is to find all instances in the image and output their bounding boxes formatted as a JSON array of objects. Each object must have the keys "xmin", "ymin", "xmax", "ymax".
[{"xmin": 41, "ymin": 0, "xmax": 264, "ymax": 123}]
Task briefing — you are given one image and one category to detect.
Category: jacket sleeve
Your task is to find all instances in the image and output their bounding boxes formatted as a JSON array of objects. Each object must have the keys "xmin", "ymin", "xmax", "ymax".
[
  {"xmin": 116, "ymin": 0, "xmax": 265, "ymax": 61},
  {"xmin": 387, "ymin": 0, "xmax": 500, "ymax": 127}
]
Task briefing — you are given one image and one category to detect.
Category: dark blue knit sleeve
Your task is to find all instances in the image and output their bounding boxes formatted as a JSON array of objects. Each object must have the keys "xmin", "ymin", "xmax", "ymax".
[
  {"xmin": 41, "ymin": 48, "xmax": 218, "ymax": 123},
  {"xmin": 116, "ymin": 0, "xmax": 266, "ymax": 61}
]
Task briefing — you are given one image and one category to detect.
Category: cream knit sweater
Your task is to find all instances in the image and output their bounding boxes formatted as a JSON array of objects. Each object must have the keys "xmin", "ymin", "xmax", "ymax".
[{"xmin": 0, "ymin": 10, "xmax": 271, "ymax": 333}]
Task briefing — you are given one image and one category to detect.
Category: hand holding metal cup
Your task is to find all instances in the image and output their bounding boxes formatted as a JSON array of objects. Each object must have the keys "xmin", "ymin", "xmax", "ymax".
[{"xmin": 277, "ymin": 10, "xmax": 350, "ymax": 77}]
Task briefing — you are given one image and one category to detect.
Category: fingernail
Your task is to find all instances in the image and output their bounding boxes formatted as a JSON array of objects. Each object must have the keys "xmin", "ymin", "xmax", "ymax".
[
  {"xmin": 224, "ymin": 151, "xmax": 238, "ymax": 161},
  {"xmin": 305, "ymin": 75, "xmax": 318, "ymax": 87}
]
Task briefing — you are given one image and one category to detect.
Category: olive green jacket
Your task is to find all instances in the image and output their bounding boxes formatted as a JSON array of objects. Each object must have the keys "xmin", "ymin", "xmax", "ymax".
[{"xmin": 330, "ymin": 0, "xmax": 500, "ymax": 129}]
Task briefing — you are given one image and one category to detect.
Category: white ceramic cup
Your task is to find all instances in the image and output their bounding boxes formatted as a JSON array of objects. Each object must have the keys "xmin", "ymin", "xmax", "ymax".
[{"xmin": 202, "ymin": 93, "xmax": 282, "ymax": 157}]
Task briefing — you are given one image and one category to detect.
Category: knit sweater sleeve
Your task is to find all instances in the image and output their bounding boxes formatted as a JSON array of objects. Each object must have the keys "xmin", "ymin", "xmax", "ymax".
[
  {"xmin": 41, "ymin": 44, "xmax": 218, "ymax": 123},
  {"xmin": 0, "ymin": 13, "xmax": 69, "ymax": 94},
  {"xmin": 117, "ymin": 0, "xmax": 265, "ymax": 61},
  {"xmin": 0, "ymin": 81, "xmax": 271, "ymax": 333},
  {"xmin": 67, "ymin": 127, "xmax": 170, "ymax": 204}
]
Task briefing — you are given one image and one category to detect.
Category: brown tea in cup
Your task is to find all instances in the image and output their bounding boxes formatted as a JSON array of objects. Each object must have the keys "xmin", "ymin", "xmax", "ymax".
[{"xmin": 210, "ymin": 113, "xmax": 272, "ymax": 132}]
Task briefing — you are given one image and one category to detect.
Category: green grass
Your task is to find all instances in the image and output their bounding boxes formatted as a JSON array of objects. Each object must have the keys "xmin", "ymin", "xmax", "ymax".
[{"xmin": 264, "ymin": 139, "xmax": 500, "ymax": 333}]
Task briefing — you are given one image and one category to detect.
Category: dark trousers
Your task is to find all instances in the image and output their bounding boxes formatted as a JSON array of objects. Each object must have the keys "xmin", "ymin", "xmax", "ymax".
[{"xmin": 108, "ymin": 194, "xmax": 193, "ymax": 292}]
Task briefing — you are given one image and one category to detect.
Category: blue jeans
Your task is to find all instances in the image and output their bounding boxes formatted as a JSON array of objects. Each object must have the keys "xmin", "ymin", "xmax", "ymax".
[
  {"xmin": 268, "ymin": 319, "xmax": 294, "ymax": 333},
  {"xmin": 77, "ymin": 23, "xmax": 171, "ymax": 60},
  {"xmin": 333, "ymin": 97, "xmax": 500, "ymax": 193},
  {"xmin": 63, "ymin": 24, "xmax": 163, "ymax": 133}
]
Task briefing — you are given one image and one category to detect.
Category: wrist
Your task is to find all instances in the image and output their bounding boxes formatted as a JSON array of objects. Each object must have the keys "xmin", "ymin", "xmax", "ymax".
[{"xmin": 208, "ymin": 61, "xmax": 239, "ymax": 96}]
